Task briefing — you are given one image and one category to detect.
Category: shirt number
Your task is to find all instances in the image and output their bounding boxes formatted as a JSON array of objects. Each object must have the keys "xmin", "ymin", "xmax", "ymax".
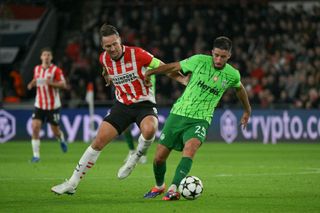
[{"xmin": 195, "ymin": 125, "xmax": 206, "ymax": 138}]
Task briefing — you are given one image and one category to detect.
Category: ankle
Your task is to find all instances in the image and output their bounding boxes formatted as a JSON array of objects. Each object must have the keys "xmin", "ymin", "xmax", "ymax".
[{"xmin": 168, "ymin": 184, "xmax": 177, "ymax": 192}]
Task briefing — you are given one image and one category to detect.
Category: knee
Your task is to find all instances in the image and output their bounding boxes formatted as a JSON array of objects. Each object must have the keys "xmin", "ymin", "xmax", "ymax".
[
  {"xmin": 91, "ymin": 137, "xmax": 105, "ymax": 151},
  {"xmin": 154, "ymin": 154, "xmax": 166, "ymax": 165},
  {"xmin": 141, "ymin": 125, "xmax": 157, "ymax": 140},
  {"xmin": 183, "ymin": 140, "xmax": 201, "ymax": 158},
  {"xmin": 32, "ymin": 125, "xmax": 41, "ymax": 135},
  {"xmin": 52, "ymin": 128, "xmax": 61, "ymax": 138}
]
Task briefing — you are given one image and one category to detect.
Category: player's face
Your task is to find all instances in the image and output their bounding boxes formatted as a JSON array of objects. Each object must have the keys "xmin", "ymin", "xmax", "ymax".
[
  {"xmin": 101, "ymin": 34, "xmax": 123, "ymax": 60},
  {"xmin": 212, "ymin": 48, "xmax": 231, "ymax": 69},
  {"xmin": 40, "ymin": 51, "xmax": 53, "ymax": 65}
]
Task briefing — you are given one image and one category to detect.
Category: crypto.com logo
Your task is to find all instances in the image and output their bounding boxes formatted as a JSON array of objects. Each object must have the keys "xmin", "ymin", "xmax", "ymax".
[
  {"xmin": 0, "ymin": 110, "xmax": 16, "ymax": 143},
  {"xmin": 220, "ymin": 110, "xmax": 238, "ymax": 143}
]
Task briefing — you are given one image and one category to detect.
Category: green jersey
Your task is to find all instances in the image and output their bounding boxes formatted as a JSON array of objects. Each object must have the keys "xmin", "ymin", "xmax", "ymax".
[{"xmin": 171, "ymin": 54, "xmax": 241, "ymax": 124}]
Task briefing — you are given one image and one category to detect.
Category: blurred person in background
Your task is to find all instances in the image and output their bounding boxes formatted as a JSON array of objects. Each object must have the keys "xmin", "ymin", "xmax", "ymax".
[{"xmin": 27, "ymin": 48, "xmax": 68, "ymax": 163}]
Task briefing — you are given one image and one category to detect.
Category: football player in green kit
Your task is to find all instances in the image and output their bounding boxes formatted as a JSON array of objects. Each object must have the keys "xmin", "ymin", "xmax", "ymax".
[{"xmin": 143, "ymin": 36, "xmax": 251, "ymax": 201}]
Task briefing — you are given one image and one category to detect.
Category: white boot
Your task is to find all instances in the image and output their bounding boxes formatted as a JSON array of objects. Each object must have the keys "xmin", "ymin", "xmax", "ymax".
[{"xmin": 117, "ymin": 153, "xmax": 140, "ymax": 179}]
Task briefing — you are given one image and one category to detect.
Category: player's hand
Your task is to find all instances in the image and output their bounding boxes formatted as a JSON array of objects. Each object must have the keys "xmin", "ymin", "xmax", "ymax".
[
  {"xmin": 102, "ymin": 68, "xmax": 111, "ymax": 86},
  {"xmin": 46, "ymin": 79, "xmax": 52, "ymax": 86},
  {"xmin": 144, "ymin": 74, "xmax": 152, "ymax": 87},
  {"xmin": 182, "ymin": 73, "xmax": 191, "ymax": 86},
  {"xmin": 27, "ymin": 83, "xmax": 33, "ymax": 90},
  {"xmin": 240, "ymin": 111, "xmax": 250, "ymax": 129}
]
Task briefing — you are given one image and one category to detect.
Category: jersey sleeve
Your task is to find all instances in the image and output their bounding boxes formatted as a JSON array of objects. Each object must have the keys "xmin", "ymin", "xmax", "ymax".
[
  {"xmin": 136, "ymin": 47, "xmax": 153, "ymax": 67},
  {"xmin": 99, "ymin": 52, "xmax": 105, "ymax": 68},
  {"xmin": 54, "ymin": 67, "xmax": 65, "ymax": 82},
  {"xmin": 147, "ymin": 57, "xmax": 161, "ymax": 69},
  {"xmin": 231, "ymin": 70, "xmax": 241, "ymax": 88},
  {"xmin": 179, "ymin": 55, "xmax": 202, "ymax": 74}
]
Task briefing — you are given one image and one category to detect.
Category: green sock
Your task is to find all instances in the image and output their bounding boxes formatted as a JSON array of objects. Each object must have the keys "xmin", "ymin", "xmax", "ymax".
[
  {"xmin": 172, "ymin": 157, "xmax": 193, "ymax": 186},
  {"xmin": 124, "ymin": 130, "xmax": 134, "ymax": 150},
  {"xmin": 154, "ymin": 162, "xmax": 166, "ymax": 187}
]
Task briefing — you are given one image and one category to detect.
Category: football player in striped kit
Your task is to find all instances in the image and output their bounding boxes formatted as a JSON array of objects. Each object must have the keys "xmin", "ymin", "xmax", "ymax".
[
  {"xmin": 51, "ymin": 24, "xmax": 188, "ymax": 195},
  {"xmin": 27, "ymin": 48, "xmax": 68, "ymax": 163}
]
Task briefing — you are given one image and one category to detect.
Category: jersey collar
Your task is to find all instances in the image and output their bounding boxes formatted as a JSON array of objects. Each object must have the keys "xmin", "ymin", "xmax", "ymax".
[{"xmin": 111, "ymin": 45, "xmax": 126, "ymax": 62}]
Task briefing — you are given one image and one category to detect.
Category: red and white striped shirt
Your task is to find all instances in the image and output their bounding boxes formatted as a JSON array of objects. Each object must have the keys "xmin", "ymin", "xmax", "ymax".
[
  {"xmin": 33, "ymin": 64, "xmax": 65, "ymax": 110},
  {"xmin": 99, "ymin": 45, "xmax": 155, "ymax": 105}
]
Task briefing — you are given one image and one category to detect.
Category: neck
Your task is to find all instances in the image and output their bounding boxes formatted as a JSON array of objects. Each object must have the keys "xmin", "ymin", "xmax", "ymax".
[{"xmin": 42, "ymin": 63, "xmax": 51, "ymax": 69}]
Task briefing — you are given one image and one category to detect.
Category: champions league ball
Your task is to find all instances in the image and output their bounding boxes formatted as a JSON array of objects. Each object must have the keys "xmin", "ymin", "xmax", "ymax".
[{"xmin": 178, "ymin": 176, "xmax": 203, "ymax": 200}]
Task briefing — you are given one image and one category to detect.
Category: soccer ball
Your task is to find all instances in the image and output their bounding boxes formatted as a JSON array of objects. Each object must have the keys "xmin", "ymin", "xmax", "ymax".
[{"xmin": 178, "ymin": 176, "xmax": 203, "ymax": 200}]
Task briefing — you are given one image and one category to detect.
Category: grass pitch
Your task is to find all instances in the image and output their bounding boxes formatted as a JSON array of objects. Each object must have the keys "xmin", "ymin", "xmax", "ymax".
[{"xmin": 0, "ymin": 141, "xmax": 320, "ymax": 213}]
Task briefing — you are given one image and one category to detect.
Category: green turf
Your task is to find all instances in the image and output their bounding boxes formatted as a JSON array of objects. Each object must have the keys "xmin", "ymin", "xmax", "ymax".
[{"xmin": 0, "ymin": 141, "xmax": 320, "ymax": 213}]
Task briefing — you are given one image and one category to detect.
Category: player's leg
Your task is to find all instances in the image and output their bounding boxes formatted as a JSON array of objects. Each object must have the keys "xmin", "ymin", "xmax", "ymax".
[
  {"xmin": 30, "ymin": 108, "xmax": 43, "ymax": 162},
  {"xmin": 31, "ymin": 118, "xmax": 42, "ymax": 162},
  {"xmin": 164, "ymin": 119, "xmax": 208, "ymax": 201},
  {"xmin": 50, "ymin": 124, "xmax": 67, "ymax": 153},
  {"xmin": 51, "ymin": 121, "xmax": 118, "ymax": 195},
  {"xmin": 137, "ymin": 115, "xmax": 158, "ymax": 155},
  {"xmin": 162, "ymin": 138, "xmax": 201, "ymax": 201},
  {"xmin": 145, "ymin": 113, "xmax": 180, "ymax": 198},
  {"xmin": 48, "ymin": 109, "xmax": 67, "ymax": 152},
  {"xmin": 124, "ymin": 127, "xmax": 135, "ymax": 150},
  {"xmin": 51, "ymin": 103, "xmax": 132, "ymax": 195},
  {"xmin": 123, "ymin": 127, "xmax": 135, "ymax": 162},
  {"xmin": 144, "ymin": 144, "xmax": 171, "ymax": 198},
  {"xmin": 171, "ymin": 138, "xmax": 201, "ymax": 190},
  {"xmin": 117, "ymin": 115, "xmax": 157, "ymax": 179}
]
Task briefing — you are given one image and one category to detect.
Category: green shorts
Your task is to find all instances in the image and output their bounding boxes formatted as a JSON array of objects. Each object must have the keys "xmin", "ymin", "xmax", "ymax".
[{"xmin": 159, "ymin": 113, "xmax": 209, "ymax": 151}]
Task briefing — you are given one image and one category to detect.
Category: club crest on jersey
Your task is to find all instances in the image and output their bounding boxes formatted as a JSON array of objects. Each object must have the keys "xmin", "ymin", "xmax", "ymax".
[
  {"xmin": 213, "ymin": 76, "xmax": 218, "ymax": 82},
  {"xmin": 222, "ymin": 80, "xmax": 227, "ymax": 88},
  {"xmin": 125, "ymin": 63, "xmax": 132, "ymax": 68}
]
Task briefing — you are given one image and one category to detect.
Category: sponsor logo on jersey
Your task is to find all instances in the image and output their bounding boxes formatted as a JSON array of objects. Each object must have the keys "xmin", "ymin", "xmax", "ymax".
[
  {"xmin": 112, "ymin": 73, "xmax": 137, "ymax": 84},
  {"xmin": 197, "ymin": 80, "xmax": 220, "ymax": 95},
  {"xmin": 221, "ymin": 80, "xmax": 227, "ymax": 89},
  {"xmin": 125, "ymin": 63, "xmax": 132, "ymax": 68},
  {"xmin": 160, "ymin": 133, "xmax": 165, "ymax": 140}
]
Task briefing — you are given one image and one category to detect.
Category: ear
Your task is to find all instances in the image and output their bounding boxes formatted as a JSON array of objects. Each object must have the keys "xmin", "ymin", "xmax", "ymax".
[{"xmin": 227, "ymin": 52, "xmax": 232, "ymax": 60}]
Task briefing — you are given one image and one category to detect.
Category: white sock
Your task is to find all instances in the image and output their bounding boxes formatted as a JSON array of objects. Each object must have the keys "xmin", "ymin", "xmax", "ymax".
[
  {"xmin": 156, "ymin": 183, "xmax": 165, "ymax": 189},
  {"xmin": 136, "ymin": 134, "xmax": 154, "ymax": 157},
  {"xmin": 69, "ymin": 145, "xmax": 101, "ymax": 187},
  {"xmin": 31, "ymin": 139, "xmax": 40, "ymax": 158},
  {"xmin": 168, "ymin": 184, "xmax": 177, "ymax": 192}
]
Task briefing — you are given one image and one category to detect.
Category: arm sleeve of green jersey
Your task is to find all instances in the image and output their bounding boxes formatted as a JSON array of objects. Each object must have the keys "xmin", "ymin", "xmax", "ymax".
[
  {"xmin": 179, "ymin": 55, "xmax": 201, "ymax": 74},
  {"xmin": 232, "ymin": 70, "xmax": 241, "ymax": 88},
  {"xmin": 147, "ymin": 57, "xmax": 161, "ymax": 69}
]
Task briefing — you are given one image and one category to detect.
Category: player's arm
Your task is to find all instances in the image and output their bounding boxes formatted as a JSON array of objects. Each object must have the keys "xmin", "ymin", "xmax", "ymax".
[
  {"xmin": 47, "ymin": 69, "xmax": 67, "ymax": 89},
  {"xmin": 102, "ymin": 67, "xmax": 112, "ymax": 87},
  {"xmin": 166, "ymin": 71, "xmax": 190, "ymax": 86},
  {"xmin": 235, "ymin": 83, "xmax": 251, "ymax": 129},
  {"xmin": 27, "ymin": 79, "xmax": 36, "ymax": 90},
  {"xmin": 47, "ymin": 79, "xmax": 67, "ymax": 89},
  {"xmin": 147, "ymin": 58, "xmax": 189, "ymax": 86},
  {"xmin": 145, "ymin": 61, "xmax": 182, "ymax": 86}
]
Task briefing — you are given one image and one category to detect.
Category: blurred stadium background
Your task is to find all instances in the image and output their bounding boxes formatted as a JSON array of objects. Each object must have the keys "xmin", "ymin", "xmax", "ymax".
[
  {"xmin": 0, "ymin": 0, "xmax": 319, "ymax": 143},
  {"xmin": 1, "ymin": 1, "xmax": 320, "ymax": 212}
]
